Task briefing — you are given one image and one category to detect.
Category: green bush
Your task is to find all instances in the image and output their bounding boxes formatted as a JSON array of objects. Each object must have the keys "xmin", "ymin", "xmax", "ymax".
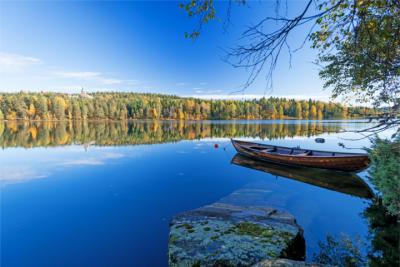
[{"xmin": 367, "ymin": 136, "xmax": 400, "ymax": 217}]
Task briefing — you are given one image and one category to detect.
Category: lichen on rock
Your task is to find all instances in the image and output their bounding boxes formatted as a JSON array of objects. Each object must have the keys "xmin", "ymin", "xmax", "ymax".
[{"xmin": 168, "ymin": 202, "xmax": 305, "ymax": 267}]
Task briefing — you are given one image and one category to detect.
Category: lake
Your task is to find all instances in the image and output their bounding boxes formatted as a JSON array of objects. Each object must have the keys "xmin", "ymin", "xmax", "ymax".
[{"xmin": 0, "ymin": 120, "xmax": 394, "ymax": 266}]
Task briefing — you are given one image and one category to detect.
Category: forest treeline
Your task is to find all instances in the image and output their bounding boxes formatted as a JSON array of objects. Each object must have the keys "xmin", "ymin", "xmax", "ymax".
[
  {"xmin": 0, "ymin": 120, "xmax": 342, "ymax": 148},
  {"xmin": 0, "ymin": 92, "xmax": 376, "ymax": 121}
]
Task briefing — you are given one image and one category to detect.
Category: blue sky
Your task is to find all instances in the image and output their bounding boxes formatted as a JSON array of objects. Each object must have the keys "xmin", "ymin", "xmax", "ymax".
[{"xmin": 0, "ymin": 1, "xmax": 331, "ymax": 100}]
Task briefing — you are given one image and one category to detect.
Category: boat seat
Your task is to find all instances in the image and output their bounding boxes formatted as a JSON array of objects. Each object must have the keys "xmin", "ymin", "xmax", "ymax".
[
  {"xmin": 249, "ymin": 146, "xmax": 266, "ymax": 151},
  {"xmin": 296, "ymin": 150, "xmax": 313, "ymax": 156},
  {"xmin": 264, "ymin": 147, "xmax": 277, "ymax": 153}
]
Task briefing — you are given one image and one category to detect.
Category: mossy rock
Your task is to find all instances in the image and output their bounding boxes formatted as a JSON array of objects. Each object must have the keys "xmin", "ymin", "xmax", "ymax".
[{"xmin": 168, "ymin": 203, "xmax": 304, "ymax": 267}]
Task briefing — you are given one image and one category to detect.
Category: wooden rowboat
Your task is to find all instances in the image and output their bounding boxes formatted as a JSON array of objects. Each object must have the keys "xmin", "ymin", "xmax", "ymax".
[{"xmin": 231, "ymin": 139, "xmax": 370, "ymax": 172}]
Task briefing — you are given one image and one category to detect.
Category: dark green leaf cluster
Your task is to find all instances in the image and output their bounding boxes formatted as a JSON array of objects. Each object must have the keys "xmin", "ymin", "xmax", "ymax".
[
  {"xmin": 312, "ymin": 0, "xmax": 400, "ymax": 109},
  {"xmin": 180, "ymin": 0, "xmax": 216, "ymax": 39},
  {"xmin": 367, "ymin": 136, "xmax": 400, "ymax": 216},
  {"xmin": 180, "ymin": 0, "xmax": 245, "ymax": 39}
]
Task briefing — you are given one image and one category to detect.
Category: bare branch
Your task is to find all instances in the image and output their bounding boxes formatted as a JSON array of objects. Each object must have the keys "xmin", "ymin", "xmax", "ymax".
[{"xmin": 224, "ymin": 0, "xmax": 348, "ymax": 89}]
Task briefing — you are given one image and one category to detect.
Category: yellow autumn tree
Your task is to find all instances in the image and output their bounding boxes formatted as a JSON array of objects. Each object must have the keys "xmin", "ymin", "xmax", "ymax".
[
  {"xmin": 27, "ymin": 103, "xmax": 36, "ymax": 118},
  {"xmin": 310, "ymin": 105, "xmax": 317, "ymax": 119}
]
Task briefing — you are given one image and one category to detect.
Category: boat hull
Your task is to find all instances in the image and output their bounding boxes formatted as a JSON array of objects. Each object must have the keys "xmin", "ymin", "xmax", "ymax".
[{"xmin": 231, "ymin": 139, "xmax": 370, "ymax": 172}]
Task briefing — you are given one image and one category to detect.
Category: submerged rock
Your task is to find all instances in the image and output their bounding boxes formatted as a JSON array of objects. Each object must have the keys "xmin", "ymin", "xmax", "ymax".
[
  {"xmin": 168, "ymin": 201, "xmax": 305, "ymax": 266},
  {"xmin": 253, "ymin": 259, "xmax": 322, "ymax": 267}
]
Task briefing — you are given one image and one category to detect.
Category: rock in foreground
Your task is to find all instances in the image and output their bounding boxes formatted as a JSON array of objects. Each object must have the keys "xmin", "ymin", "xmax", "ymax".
[
  {"xmin": 253, "ymin": 259, "xmax": 321, "ymax": 267},
  {"xmin": 168, "ymin": 202, "xmax": 305, "ymax": 267}
]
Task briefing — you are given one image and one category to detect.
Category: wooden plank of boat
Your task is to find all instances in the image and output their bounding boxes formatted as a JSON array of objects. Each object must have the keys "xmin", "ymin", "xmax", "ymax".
[
  {"xmin": 231, "ymin": 139, "xmax": 370, "ymax": 172},
  {"xmin": 231, "ymin": 154, "xmax": 374, "ymax": 199}
]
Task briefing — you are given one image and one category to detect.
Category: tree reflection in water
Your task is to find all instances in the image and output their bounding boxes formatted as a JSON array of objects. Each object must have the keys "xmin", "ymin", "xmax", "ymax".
[
  {"xmin": 313, "ymin": 200, "xmax": 399, "ymax": 267},
  {"xmin": 363, "ymin": 200, "xmax": 399, "ymax": 267},
  {"xmin": 0, "ymin": 120, "xmax": 342, "ymax": 148}
]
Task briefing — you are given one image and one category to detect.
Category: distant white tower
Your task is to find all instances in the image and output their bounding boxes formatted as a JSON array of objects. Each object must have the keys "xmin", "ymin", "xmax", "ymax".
[{"xmin": 80, "ymin": 87, "xmax": 93, "ymax": 99}]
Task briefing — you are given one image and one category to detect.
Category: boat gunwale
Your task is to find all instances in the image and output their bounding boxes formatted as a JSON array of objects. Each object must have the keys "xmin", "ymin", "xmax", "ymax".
[{"xmin": 231, "ymin": 139, "xmax": 368, "ymax": 158}]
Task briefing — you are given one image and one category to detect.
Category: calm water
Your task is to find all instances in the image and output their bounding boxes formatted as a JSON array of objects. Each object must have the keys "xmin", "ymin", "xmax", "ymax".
[{"xmin": 0, "ymin": 120, "xmax": 393, "ymax": 266}]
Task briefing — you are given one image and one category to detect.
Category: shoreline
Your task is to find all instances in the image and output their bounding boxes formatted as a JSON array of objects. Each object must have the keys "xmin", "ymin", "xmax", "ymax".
[{"xmin": 0, "ymin": 118, "xmax": 371, "ymax": 123}]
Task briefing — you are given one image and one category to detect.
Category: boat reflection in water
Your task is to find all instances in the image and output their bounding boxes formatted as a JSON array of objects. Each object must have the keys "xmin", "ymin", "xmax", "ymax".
[{"xmin": 231, "ymin": 154, "xmax": 374, "ymax": 199}]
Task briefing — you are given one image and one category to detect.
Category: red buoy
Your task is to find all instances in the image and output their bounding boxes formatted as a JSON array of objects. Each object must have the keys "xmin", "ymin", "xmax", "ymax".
[{"xmin": 214, "ymin": 144, "xmax": 219, "ymax": 148}]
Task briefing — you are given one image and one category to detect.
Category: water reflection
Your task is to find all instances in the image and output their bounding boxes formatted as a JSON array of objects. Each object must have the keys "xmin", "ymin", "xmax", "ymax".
[
  {"xmin": 363, "ymin": 200, "xmax": 400, "ymax": 267},
  {"xmin": 231, "ymin": 154, "xmax": 374, "ymax": 199},
  {"xmin": 1, "ymin": 120, "xmax": 398, "ymax": 266},
  {"xmin": 313, "ymin": 200, "xmax": 399, "ymax": 267},
  {"xmin": 0, "ymin": 120, "xmax": 343, "ymax": 148}
]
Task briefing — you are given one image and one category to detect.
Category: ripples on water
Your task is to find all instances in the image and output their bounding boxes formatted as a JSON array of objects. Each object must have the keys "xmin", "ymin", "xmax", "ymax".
[{"xmin": 0, "ymin": 120, "xmax": 396, "ymax": 266}]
